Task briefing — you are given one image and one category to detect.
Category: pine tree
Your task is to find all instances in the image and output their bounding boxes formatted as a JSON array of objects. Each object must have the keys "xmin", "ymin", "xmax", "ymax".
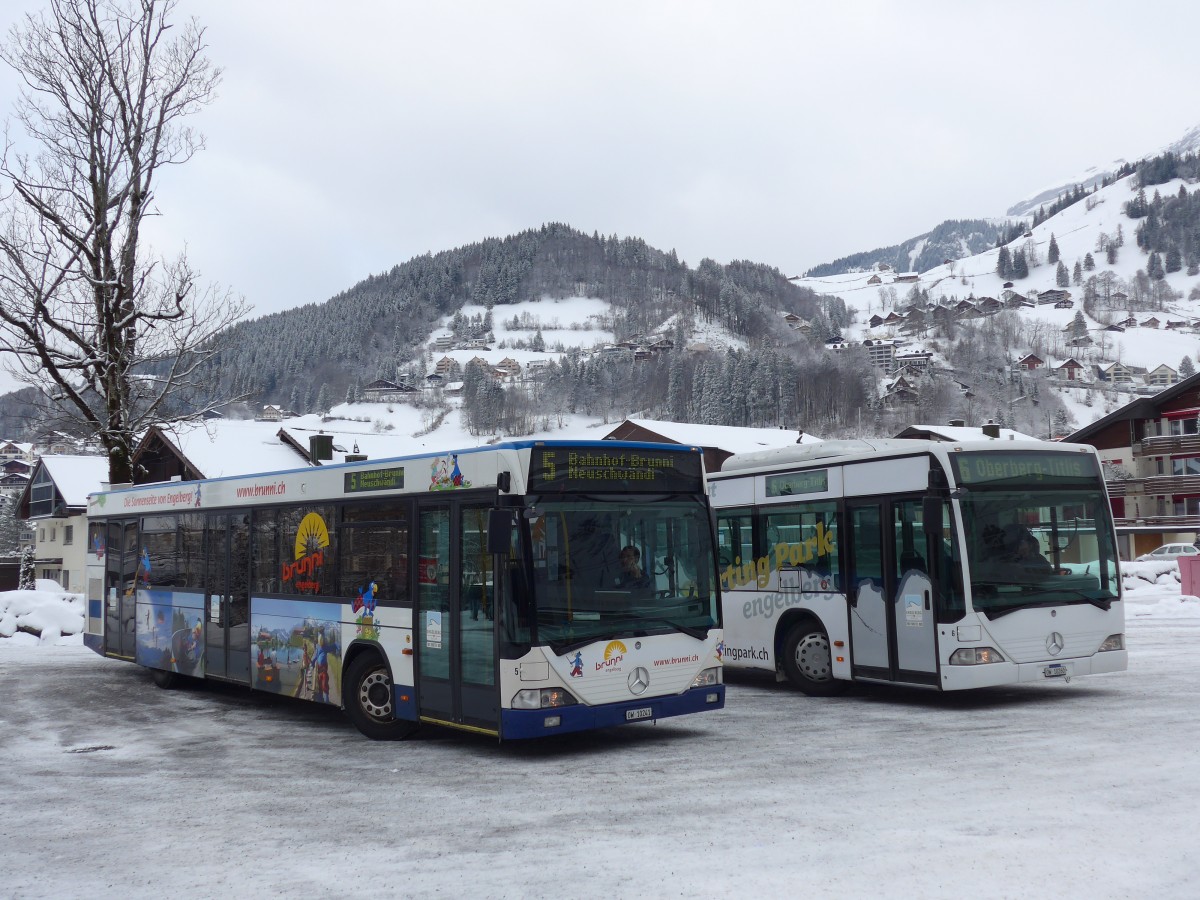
[
  {"xmin": 1048, "ymin": 233, "xmax": 1060, "ymax": 264},
  {"xmin": 996, "ymin": 246, "xmax": 1012, "ymax": 279},
  {"xmin": 1166, "ymin": 247, "xmax": 1182, "ymax": 274},
  {"xmin": 1056, "ymin": 261, "xmax": 1069, "ymax": 287},
  {"xmin": 1181, "ymin": 356, "xmax": 1196, "ymax": 378},
  {"xmin": 20, "ymin": 545, "xmax": 36, "ymax": 590},
  {"xmin": 1073, "ymin": 260, "xmax": 1083, "ymax": 285},
  {"xmin": 1107, "ymin": 245, "xmax": 1118, "ymax": 265},
  {"xmin": 1084, "ymin": 252, "xmax": 1095, "ymax": 271},
  {"xmin": 1012, "ymin": 249, "xmax": 1029, "ymax": 279},
  {"xmin": 1148, "ymin": 251, "xmax": 1165, "ymax": 280}
]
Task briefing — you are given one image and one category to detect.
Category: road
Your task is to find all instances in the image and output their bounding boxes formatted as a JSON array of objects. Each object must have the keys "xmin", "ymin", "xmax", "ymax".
[{"xmin": 0, "ymin": 602, "xmax": 1196, "ymax": 899}]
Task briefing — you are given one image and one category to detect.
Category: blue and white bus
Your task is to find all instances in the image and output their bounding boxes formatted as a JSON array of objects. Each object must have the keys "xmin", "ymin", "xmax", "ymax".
[
  {"xmin": 709, "ymin": 437, "xmax": 1127, "ymax": 693},
  {"xmin": 83, "ymin": 440, "xmax": 724, "ymax": 739}
]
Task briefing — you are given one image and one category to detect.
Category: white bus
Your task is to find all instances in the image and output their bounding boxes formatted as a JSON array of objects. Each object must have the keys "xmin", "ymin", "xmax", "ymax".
[
  {"xmin": 709, "ymin": 438, "xmax": 1126, "ymax": 693},
  {"xmin": 83, "ymin": 440, "xmax": 724, "ymax": 740}
]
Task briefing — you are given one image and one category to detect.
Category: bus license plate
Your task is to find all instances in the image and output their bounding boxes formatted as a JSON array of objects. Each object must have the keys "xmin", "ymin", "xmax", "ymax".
[
  {"xmin": 1043, "ymin": 664, "xmax": 1069, "ymax": 678},
  {"xmin": 626, "ymin": 707, "xmax": 653, "ymax": 721}
]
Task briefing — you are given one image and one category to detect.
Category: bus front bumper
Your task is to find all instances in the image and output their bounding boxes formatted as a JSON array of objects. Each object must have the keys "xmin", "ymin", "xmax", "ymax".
[{"xmin": 499, "ymin": 684, "xmax": 725, "ymax": 740}]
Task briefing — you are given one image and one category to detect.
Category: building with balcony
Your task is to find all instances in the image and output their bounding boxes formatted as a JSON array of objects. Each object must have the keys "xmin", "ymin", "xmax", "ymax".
[{"xmin": 1066, "ymin": 371, "xmax": 1200, "ymax": 558}]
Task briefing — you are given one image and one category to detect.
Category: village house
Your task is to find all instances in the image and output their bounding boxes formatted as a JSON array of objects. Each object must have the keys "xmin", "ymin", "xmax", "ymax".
[{"xmin": 1057, "ymin": 358, "xmax": 1085, "ymax": 382}]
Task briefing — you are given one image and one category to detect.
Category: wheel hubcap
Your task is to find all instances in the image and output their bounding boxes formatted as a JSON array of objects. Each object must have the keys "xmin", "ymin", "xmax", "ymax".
[
  {"xmin": 795, "ymin": 633, "xmax": 833, "ymax": 682},
  {"xmin": 358, "ymin": 668, "xmax": 394, "ymax": 721}
]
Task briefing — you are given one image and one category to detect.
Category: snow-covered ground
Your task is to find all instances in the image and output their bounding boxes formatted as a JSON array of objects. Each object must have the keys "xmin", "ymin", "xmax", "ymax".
[{"xmin": 1, "ymin": 581, "xmax": 1197, "ymax": 898}]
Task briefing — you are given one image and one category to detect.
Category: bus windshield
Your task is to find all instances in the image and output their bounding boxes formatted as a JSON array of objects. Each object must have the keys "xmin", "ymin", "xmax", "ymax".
[
  {"xmin": 959, "ymin": 487, "xmax": 1120, "ymax": 618},
  {"xmin": 519, "ymin": 495, "xmax": 718, "ymax": 653}
]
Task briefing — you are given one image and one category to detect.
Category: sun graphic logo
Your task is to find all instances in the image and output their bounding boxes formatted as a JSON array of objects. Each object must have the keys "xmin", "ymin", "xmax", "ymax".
[
  {"xmin": 603, "ymin": 640, "xmax": 628, "ymax": 660},
  {"xmin": 282, "ymin": 512, "xmax": 330, "ymax": 592},
  {"xmin": 596, "ymin": 640, "xmax": 627, "ymax": 672}
]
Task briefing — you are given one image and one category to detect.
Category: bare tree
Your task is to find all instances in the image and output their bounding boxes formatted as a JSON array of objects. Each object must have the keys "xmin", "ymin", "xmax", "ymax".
[{"xmin": 0, "ymin": 0, "xmax": 247, "ymax": 483}]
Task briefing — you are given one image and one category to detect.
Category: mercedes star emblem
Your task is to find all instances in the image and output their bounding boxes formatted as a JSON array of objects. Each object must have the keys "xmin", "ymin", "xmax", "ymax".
[
  {"xmin": 628, "ymin": 667, "xmax": 650, "ymax": 695},
  {"xmin": 1046, "ymin": 631, "xmax": 1064, "ymax": 656}
]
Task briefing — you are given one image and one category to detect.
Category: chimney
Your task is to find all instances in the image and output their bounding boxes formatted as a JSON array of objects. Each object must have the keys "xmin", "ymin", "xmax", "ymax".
[
  {"xmin": 949, "ymin": 418, "xmax": 966, "ymax": 427},
  {"xmin": 309, "ymin": 433, "xmax": 334, "ymax": 463},
  {"xmin": 981, "ymin": 421, "xmax": 1001, "ymax": 439}
]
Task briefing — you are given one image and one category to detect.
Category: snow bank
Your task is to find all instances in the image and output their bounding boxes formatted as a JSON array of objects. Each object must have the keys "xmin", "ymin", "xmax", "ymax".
[{"xmin": 0, "ymin": 585, "xmax": 86, "ymax": 644}]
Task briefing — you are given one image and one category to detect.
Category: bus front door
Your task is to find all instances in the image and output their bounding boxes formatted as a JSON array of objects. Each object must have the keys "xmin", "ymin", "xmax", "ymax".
[
  {"xmin": 847, "ymin": 498, "xmax": 939, "ymax": 686},
  {"xmin": 203, "ymin": 513, "xmax": 250, "ymax": 683},
  {"xmin": 416, "ymin": 500, "xmax": 499, "ymax": 735}
]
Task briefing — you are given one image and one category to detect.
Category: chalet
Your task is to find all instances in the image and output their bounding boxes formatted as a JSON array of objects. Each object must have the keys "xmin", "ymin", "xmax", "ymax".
[
  {"xmin": 1057, "ymin": 358, "xmax": 1085, "ymax": 382},
  {"xmin": 1139, "ymin": 317, "xmax": 1161, "ymax": 329},
  {"xmin": 465, "ymin": 338, "xmax": 492, "ymax": 350},
  {"xmin": 425, "ymin": 373, "xmax": 445, "ymax": 387},
  {"xmin": 1066, "ymin": 370, "xmax": 1200, "ymax": 557},
  {"xmin": 434, "ymin": 356, "xmax": 458, "ymax": 375},
  {"xmin": 0, "ymin": 441, "xmax": 35, "ymax": 464},
  {"xmin": 432, "ymin": 332, "xmax": 454, "ymax": 352},
  {"xmin": 894, "ymin": 272, "xmax": 919, "ymax": 283},
  {"xmin": 602, "ymin": 418, "xmax": 808, "ymax": 474},
  {"xmin": 868, "ymin": 314, "xmax": 886, "ymax": 328},
  {"xmin": 882, "ymin": 311, "xmax": 906, "ymax": 327},
  {"xmin": 1017, "ymin": 354, "xmax": 1044, "ymax": 371},
  {"xmin": 256, "ymin": 404, "xmax": 285, "ymax": 422},
  {"xmin": 882, "ymin": 383, "xmax": 919, "ymax": 407},
  {"xmin": 467, "ymin": 355, "xmax": 491, "ymax": 369},
  {"xmin": 1005, "ymin": 292, "xmax": 1034, "ymax": 308},
  {"xmin": 867, "ymin": 274, "xmax": 882, "ymax": 285},
  {"xmin": 1103, "ymin": 324, "xmax": 1126, "ymax": 333},
  {"xmin": 893, "ymin": 350, "xmax": 934, "ymax": 372},
  {"xmin": 1054, "ymin": 298, "xmax": 1075, "ymax": 309},
  {"xmin": 443, "ymin": 381, "xmax": 464, "ymax": 395},
  {"xmin": 1067, "ymin": 334, "xmax": 1094, "ymax": 347},
  {"xmin": 875, "ymin": 263, "xmax": 893, "ymax": 272},
  {"xmin": 1145, "ymin": 364, "xmax": 1179, "ymax": 387},
  {"xmin": 1117, "ymin": 315, "xmax": 1137, "ymax": 328},
  {"xmin": 1037, "ymin": 289, "xmax": 1070, "ymax": 305},
  {"xmin": 1166, "ymin": 320, "xmax": 1188, "ymax": 330},
  {"xmin": 496, "ymin": 357, "xmax": 522, "ymax": 377},
  {"xmin": 782, "ymin": 313, "xmax": 805, "ymax": 327},
  {"xmin": 16, "ymin": 455, "xmax": 108, "ymax": 592},
  {"xmin": 977, "ymin": 296, "xmax": 1003, "ymax": 315},
  {"xmin": 1002, "ymin": 281, "xmax": 1014, "ymax": 289},
  {"xmin": 361, "ymin": 379, "xmax": 417, "ymax": 402},
  {"xmin": 649, "ymin": 338, "xmax": 675, "ymax": 352},
  {"xmin": 526, "ymin": 359, "xmax": 551, "ymax": 371},
  {"xmin": 1100, "ymin": 362, "xmax": 1137, "ymax": 385},
  {"xmin": 1111, "ymin": 291, "xmax": 1129, "ymax": 306}
]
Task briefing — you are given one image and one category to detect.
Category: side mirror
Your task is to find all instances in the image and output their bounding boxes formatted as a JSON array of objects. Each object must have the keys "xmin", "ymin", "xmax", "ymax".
[{"xmin": 486, "ymin": 508, "xmax": 514, "ymax": 555}]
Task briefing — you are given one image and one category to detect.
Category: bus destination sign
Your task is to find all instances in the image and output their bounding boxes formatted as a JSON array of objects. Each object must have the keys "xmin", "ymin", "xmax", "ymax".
[
  {"xmin": 765, "ymin": 469, "xmax": 828, "ymax": 497},
  {"xmin": 529, "ymin": 446, "xmax": 702, "ymax": 493},
  {"xmin": 344, "ymin": 466, "xmax": 405, "ymax": 494},
  {"xmin": 953, "ymin": 451, "xmax": 1097, "ymax": 486}
]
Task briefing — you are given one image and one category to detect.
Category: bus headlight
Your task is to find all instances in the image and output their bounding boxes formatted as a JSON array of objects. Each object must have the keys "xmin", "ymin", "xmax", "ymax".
[
  {"xmin": 690, "ymin": 667, "xmax": 721, "ymax": 688},
  {"xmin": 949, "ymin": 647, "xmax": 1005, "ymax": 665},
  {"xmin": 1099, "ymin": 634, "xmax": 1125, "ymax": 651},
  {"xmin": 512, "ymin": 687, "xmax": 577, "ymax": 710}
]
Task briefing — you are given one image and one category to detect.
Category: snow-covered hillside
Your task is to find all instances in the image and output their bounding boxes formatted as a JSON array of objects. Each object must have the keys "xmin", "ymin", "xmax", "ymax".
[{"xmin": 791, "ymin": 167, "xmax": 1200, "ymax": 432}]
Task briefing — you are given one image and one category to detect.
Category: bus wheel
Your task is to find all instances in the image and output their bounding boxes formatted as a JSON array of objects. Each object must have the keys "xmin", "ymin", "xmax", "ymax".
[
  {"xmin": 782, "ymin": 622, "xmax": 848, "ymax": 696},
  {"xmin": 151, "ymin": 652, "xmax": 178, "ymax": 689},
  {"xmin": 343, "ymin": 652, "xmax": 417, "ymax": 741}
]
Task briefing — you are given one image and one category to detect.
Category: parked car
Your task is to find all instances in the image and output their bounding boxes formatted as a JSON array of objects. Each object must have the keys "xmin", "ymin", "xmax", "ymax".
[{"xmin": 1135, "ymin": 543, "xmax": 1200, "ymax": 562}]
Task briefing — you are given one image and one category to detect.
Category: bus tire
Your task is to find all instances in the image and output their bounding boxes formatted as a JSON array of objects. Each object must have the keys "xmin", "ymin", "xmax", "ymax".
[
  {"xmin": 151, "ymin": 656, "xmax": 179, "ymax": 689},
  {"xmin": 343, "ymin": 651, "xmax": 417, "ymax": 741},
  {"xmin": 781, "ymin": 622, "xmax": 848, "ymax": 696}
]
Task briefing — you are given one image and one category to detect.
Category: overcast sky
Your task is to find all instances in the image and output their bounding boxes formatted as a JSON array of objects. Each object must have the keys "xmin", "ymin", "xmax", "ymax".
[{"xmin": 2, "ymin": 0, "xmax": 1199, "ymax": 324}]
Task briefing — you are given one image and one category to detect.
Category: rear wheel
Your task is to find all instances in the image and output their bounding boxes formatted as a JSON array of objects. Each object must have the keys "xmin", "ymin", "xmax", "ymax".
[
  {"xmin": 781, "ymin": 621, "xmax": 848, "ymax": 696},
  {"xmin": 150, "ymin": 651, "xmax": 179, "ymax": 689},
  {"xmin": 343, "ymin": 652, "xmax": 417, "ymax": 741}
]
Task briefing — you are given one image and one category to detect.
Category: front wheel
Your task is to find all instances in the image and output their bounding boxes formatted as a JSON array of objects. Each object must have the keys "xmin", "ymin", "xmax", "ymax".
[
  {"xmin": 781, "ymin": 622, "xmax": 848, "ymax": 696},
  {"xmin": 343, "ymin": 652, "xmax": 418, "ymax": 741}
]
